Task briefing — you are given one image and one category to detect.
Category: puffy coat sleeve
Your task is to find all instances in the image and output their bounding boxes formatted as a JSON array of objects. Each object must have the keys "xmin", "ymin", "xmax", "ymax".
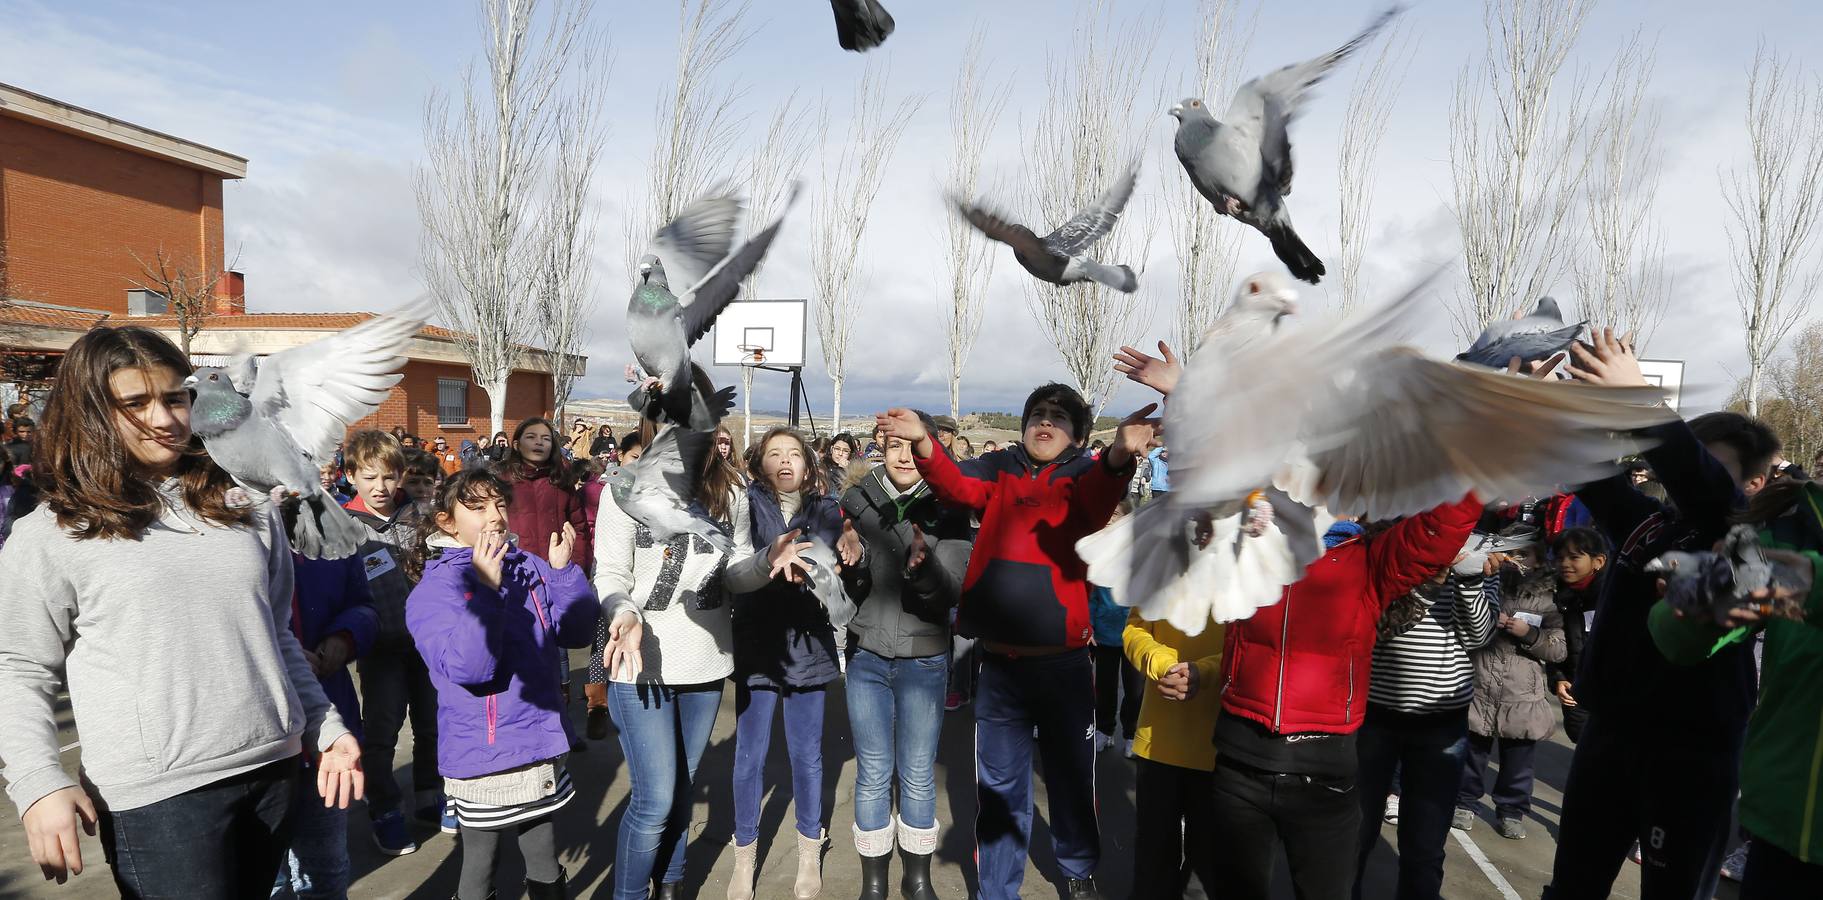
[
  {"xmin": 1123, "ymin": 612, "xmax": 1180, "ymax": 681},
  {"xmin": 916, "ymin": 442, "xmax": 997, "ymax": 513},
  {"xmin": 1364, "ymin": 495, "xmax": 1483, "ymax": 614},
  {"xmin": 407, "ymin": 563, "xmax": 504, "ymax": 688},
  {"xmin": 1517, "ymin": 600, "xmax": 1568, "ymax": 665}
]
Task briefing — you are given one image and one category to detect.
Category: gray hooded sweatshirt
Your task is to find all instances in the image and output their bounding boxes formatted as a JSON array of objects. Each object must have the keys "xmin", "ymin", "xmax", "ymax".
[{"xmin": 0, "ymin": 481, "xmax": 346, "ymax": 817}]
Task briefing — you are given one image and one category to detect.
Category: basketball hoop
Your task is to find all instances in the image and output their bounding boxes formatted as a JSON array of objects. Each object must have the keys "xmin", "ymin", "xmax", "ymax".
[{"xmin": 737, "ymin": 343, "xmax": 767, "ymax": 367}]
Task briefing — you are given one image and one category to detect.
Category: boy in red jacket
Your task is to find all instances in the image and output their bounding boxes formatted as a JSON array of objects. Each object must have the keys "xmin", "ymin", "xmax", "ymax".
[
  {"xmin": 1209, "ymin": 495, "xmax": 1483, "ymax": 900},
  {"xmin": 878, "ymin": 384, "xmax": 1154, "ymax": 900}
]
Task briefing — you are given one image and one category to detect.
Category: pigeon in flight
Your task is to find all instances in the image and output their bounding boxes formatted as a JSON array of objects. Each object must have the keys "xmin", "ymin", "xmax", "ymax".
[
  {"xmin": 1078, "ymin": 270, "xmax": 1675, "ymax": 633},
  {"xmin": 1169, "ymin": 6, "xmax": 1404, "ymax": 283},
  {"xmin": 186, "ymin": 306, "xmax": 425, "ymax": 559},
  {"xmin": 829, "ymin": 0, "xmax": 894, "ymax": 52},
  {"xmin": 602, "ymin": 423, "xmax": 734, "ymax": 556},
  {"xmin": 1457, "ymin": 297, "xmax": 1586, "ymax": 370},
  {"xmin": 954, "ymin": 161, "xmax": 1142, "ymax": 293},
  {"xmin": 627, "ymin": 185, "xmax": 800, "ymax": 430}
]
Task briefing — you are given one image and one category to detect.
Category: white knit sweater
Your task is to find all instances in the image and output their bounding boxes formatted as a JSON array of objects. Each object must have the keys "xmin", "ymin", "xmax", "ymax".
[{"xmin": 592, "ymin": 487, "xmax": 756, "ymax": 686}]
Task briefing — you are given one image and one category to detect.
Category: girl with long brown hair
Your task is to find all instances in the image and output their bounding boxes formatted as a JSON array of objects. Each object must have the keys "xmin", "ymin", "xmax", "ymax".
[{"xmin": 0, "ymin": 326, "xmax": 362, "ymax": 897}]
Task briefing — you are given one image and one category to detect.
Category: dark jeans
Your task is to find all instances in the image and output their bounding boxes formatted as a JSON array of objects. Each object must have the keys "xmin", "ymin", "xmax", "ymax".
[
  {"xmin": 733, "ymin": 682, "xmax": 826, "ymax": 845},
  {"xmin": 1353, "ymin": 706, "xmax": 1469, "ymax": 900},
  {"xmin": 1208, "ymin": 757, "xmax": 1359, "ymax": 900},
  {"xmin": 1457, "ymin": 732, "xmax": 1537, "ymax": 821},
  {"xmin": 357, "ymin": 645, "xmax": 440, "ymax": 817},
  {"xmin": 845, "ymin": 649, "xmax": 948, "ymax": 833},
  {"xmin": 1132, "ymin": 759, "xmax": 1216, "ymax": 899},
  {"xmin": 609, "ymin": 680, "xmax": 723, "ymax": 898},
  {"xmin": 1740, "ymin": 833, "xmax": 1823, "ymax": 899},
  {"xmin": 1543, "ymin": 714, "xmax": 1740, "ymax": 900},
  {"xmin": 101, "ymin": 757, "xmax": 299, "ymax": 900},
  {"xmin": 974, "ymin": 649, "xmax": 1099, "ymax": 900},
  {"xmin": 1092, "ymin": 645, "xmax": 1141, "ymax": 739}
]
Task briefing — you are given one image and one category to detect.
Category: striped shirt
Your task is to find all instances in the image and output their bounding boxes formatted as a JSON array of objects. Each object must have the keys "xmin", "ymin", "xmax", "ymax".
[
  {"xmin": 1368, "ymin": 575, "xmax": 1498, "ymax": 712},
  {"xmin": 449, "ymin": 766, "xmax": 575, "ymax": 830}
]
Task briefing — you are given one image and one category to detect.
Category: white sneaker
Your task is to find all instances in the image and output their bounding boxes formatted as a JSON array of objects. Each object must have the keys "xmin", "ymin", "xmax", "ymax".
[
  {"xmin": 1384, "ymin": 794, "xmax": 1401, "ymax": 824},
  {"xmin": 1122, "ymin": 738, "xmax": 1134, "ymax": 759},
  {"xmin": 1720, "ymin": 841, "xmax": 1750, "ymax": 881},
  {"xmin": 1093, "ymin": 732, "xmax": 1112, "ymax": 753}
]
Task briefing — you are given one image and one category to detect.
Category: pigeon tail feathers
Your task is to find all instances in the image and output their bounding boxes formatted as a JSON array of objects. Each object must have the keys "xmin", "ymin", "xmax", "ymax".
[{"xmin": 1267, "ymin": 223, "xmax": 1325, "ymax": 284}]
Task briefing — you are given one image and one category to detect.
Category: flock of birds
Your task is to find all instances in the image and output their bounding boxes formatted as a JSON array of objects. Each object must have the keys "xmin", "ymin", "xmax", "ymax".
[{"xmin": 171, "ymin": 2, "xmax": 1679, "ymax": 633}]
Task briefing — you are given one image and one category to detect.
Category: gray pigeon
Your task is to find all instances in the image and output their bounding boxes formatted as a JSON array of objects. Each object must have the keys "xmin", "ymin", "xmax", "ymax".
[
  {"xmin": 1649, "ymin": 524, "xmax": 1809, "ymax": 623},
  {"xmin": 954, "ymin": 161, "xmax": 1142, "ymax": 293},
  {"xmin": 1169, "ymin": 6, "xmax": 1404, "ymax": 284},
  {"xmin": 829, "ymin": 0, "xmax": 894, "ymax": 52},
  {"xmin": 1451, "ymin": 526, "xmax": 1542, "ymax": 576},
  {"xmin": 1457, "ymin": 297, "xmax": 1587, "ymax": 369},
  {"xmin": 186, "ymin": 306, "xmax": 425, "ymax": 559},
  {"xmin": 603, "ymin": 423, "xmax": 734, "ymax": 556},
  {"xmin": 628, "ymin": 185, "xmax": 801, "ymax": 430},
  {"xmin": 798, "ymin": 537, "xmax": 858, "ymax": 629}
]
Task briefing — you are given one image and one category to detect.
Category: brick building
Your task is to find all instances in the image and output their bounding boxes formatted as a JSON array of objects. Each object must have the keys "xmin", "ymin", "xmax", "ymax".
[{"xmin": 0, "ymin": 81, "xmax": 578, "ymax": 441}]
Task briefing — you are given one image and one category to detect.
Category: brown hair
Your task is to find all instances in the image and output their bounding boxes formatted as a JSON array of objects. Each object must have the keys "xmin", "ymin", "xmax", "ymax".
[
  {"xmin": 404, "ymin": 467, "xmax": 515, "ymax": 582},
  {"xmin": 36, "ymin": 326, "xmax": 248, "ymax": 540},
  {"xmin": 402, "ymin": 447, "xmax": 440, "ymax": 482},
  {"xmin": 1735, "ymin": 477, "xmax": 1814, "ymax": 528},
  {"xmin": 747, "ymin": 426, "xmax": 825, "ymax": 498},
  {"xmin": 345, "ymin": 429, "xmax": 405, "ymax": 475}
]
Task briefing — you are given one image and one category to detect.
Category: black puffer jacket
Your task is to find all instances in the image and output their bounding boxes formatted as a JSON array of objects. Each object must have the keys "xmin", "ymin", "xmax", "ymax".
[{"xmin": 840, "ymin": 466, "xmax": 974, "ymax": 660}]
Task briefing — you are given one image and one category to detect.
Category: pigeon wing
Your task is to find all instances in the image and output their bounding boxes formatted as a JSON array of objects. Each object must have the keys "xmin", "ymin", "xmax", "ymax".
[
  {"xmin": 955, "ymin": 199, "xmax": 1049, "ymax": 259},
  {"xmin": 1043, "ymin": 161, "xmax": 1140, "ymax": 257},
  {"xmin": 678, "ymin": 183, "xmax": 802, "ymax": 347},
  {"xmin": 251, "ymin": 305, "xmax": 426, "ymax": 464},
  {"xmin": 1292, "ymin": 351, "xmax": 1675, "ymax": 521},
  {"xmin": 650, "ymin": 192, "xmax": 742, "ymax": 300}
]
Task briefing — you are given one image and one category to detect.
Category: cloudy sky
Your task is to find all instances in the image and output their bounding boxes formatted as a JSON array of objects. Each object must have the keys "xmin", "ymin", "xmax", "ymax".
[{"xmin": 3, "ymin": 0, "xmax": 1817, "ymax": 420}]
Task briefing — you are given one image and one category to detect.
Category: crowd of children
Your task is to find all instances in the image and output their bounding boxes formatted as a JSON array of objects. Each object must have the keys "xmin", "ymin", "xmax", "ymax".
[{"xmin": 1, "ymin": 321, "xmax": 1821, "ymax": 900}]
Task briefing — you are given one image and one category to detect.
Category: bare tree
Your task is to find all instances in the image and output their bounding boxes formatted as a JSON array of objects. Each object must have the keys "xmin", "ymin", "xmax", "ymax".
[
  {"xmin": 1448, "ymin": 0, "xmax": 1601, "ymax": 339},
  {"xmin": 1334, "ymin": 17, "xmax": 1411, "ymax": 317},
  {"xmin": 1571, "ymin": 35, "xmax": 1669, "ymax": 347},
  {"xmin": 1722, "ymin": 45, "xmax": 1823, "ymax": 416},
  {"xmin": 418, "ymin": 0, "xmax": 604, "ymax": 435},
  {"xmin": 624, "ymin": 0, "xmax": 752, "ymax": 285},
  {"xmin": 1163, "ymin": 0, "xmax": 1255, "ymax": 355},
  {"xmin": 129, "ymin": 246, "xmax": 234, "ymax": 357},
  {"xmin": 1023, "ymin": 0, "xmax": 1158, "ymax": 413},
  {"xmin": 941, "ymin": 28, "xmax": 1010, "ymax": 419},
  {"xmin": 811, "ymin": 62, "xmax": 924, "ymax": 431},
  {"xmin": 1769, "ymin": 320, "xmax": 1823, "ymax": 463},
  {"xmin": 736, "ymin": 92, "xmax": 818, "ymax": 447},
  {"xmin": 535, "ymin": 71, "xmax": 608, "ymax": 431}
]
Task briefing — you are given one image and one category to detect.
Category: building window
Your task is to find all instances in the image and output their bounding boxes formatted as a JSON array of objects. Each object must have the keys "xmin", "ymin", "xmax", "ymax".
[{"xmin": 437, "ymin": 379, "xmax": 468, "ymax": 425}]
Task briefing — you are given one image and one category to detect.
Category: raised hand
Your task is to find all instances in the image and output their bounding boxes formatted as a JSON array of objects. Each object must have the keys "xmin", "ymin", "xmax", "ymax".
[
  {"xmin": 767, "ymin": 528, "xmax": 814, "ymax": 584},
  {"xmin": 22, "ymin": 786, "xmax": 96, "ymax": 884},
  {"xmin": 549, "ymin": 522, "xmax": 578, "ymax": 570},
  {"xmin": 1114, "ymin": 341, "xmax": 1183, "ymax": 397},
  {"xmin": 905, "ymin": 523, "xmax": 930, "ymax": 571},
  {"xmin": 1565, "ymin": 328, "xmax": 1648, "ymax": 389},
  {"xmin": 875, "ymin": 408, "xmax": 931, "ymax": 457},
  {"xmin": 316, "ymin": 732, "xmax": 365, "ymax": 809},
  {"xmin": 607, "ymin": 610, "xmax": 644, "ymax": 681},
  {"xmin": 472, "ymin": 531, "xmax": 508, "ymax": 590},
  {"xmin": 837, "ymin": 519, "xmax": 864, "ymax": 567},
  {"xmin": 1106, "ymin": 403, "xmax": 1161, "ymax": 469}
]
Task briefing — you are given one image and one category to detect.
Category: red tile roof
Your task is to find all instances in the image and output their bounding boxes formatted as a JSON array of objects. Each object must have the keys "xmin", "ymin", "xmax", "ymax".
[{"xmin": 0, "ymin": 305, "xmax": 462, "ymax": 341}]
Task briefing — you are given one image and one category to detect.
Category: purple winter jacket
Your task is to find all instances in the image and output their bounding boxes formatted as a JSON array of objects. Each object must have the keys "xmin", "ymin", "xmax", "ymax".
[{"xmin": 406, "ymin": 536, "xmax": 600, "ymax": 780}]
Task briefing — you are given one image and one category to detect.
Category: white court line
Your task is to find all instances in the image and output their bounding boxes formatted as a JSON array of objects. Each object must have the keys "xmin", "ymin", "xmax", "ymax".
[
  {"xmin": 59, "ymin": 740, "xmax": 80, "ymax": 754},
  {"xmin": 1452, "ymin": 829, "xmax": 1524, "ymax": 900}
]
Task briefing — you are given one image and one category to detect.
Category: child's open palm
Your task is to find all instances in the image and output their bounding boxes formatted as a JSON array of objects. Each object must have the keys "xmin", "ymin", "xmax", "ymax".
[
  {"xmin": 472, "ymin": 531, "xmax": 508, "ymax": 590},
  {"xmin": 549, "ymin": 522, "xmax": 578, "ymax": 570}
]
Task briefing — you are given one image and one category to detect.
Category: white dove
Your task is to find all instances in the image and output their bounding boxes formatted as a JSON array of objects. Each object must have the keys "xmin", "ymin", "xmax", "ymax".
[{"xmin": 1078, "ymin": 272, "xmax": 1676, "ymax": 634}]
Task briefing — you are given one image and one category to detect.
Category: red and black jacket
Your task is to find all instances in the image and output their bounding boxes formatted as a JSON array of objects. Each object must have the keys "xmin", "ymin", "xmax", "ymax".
[{"xmin": 915, "ymin": 441, "xmax": 1133, "ymax": 648}]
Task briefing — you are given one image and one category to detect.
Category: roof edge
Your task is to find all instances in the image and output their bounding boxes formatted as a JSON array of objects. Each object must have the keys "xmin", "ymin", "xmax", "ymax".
[{"xmin": 0, "ymin": 82, "xmax": 247, "ymax": 179}]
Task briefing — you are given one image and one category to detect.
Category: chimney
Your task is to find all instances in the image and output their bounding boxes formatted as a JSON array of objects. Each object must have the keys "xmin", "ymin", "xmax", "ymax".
[{"xmin": 213, "ymin": 270, "xmax": 246, "ymax": 315}]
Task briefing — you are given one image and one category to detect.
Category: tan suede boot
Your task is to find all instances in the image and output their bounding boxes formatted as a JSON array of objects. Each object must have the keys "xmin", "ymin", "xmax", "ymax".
[
  {"xmin": 726, "ymin": 839, "xmax": 757, "ymax": 900},
  {"xmin": 793, "ymin": 828, "xmax": 827, "ymax": 899}
]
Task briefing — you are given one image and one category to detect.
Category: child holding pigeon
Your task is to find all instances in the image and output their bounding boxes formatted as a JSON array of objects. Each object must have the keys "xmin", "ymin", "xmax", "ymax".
[
  {"xmin": 876, "ymin": 385, "xmax": 1151, "ymax": 900},
  {"xmin": 405, "ymin": 468, "xmax": 599, "ymax": 900}
]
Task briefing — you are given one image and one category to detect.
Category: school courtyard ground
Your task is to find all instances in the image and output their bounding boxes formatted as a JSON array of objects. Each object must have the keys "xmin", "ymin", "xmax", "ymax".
[{"xmin": 3, "ymin": 649, "xmax": 1704, "ymax": 899}]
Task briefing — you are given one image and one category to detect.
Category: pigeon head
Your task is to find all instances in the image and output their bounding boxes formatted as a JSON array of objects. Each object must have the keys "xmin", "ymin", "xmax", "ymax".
[
  {"xmin": 600, "ymin": 464, "xmax": 633, "ymax": 507},
  {"xmin": 1231, "ymin": 272, "xmax": 1299, "ymax": 328},
  {"xmin": 636, "ymin": 254, "xmax": 669, "ymax": 289},
  {"xmin": 1533, "ymin": 296, "xmax": 1563, "ymax": 322},
  {"xmin": 182, "ymin": 367, "xmax": 254, "ymax": 436},
  {"xmin": 1168, "ymin": 98, "xmax": 1215, "ymax": 123}
]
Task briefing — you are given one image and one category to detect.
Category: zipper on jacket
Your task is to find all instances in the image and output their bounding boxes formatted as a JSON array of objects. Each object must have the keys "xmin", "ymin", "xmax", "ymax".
[
  {"xmin": 486, "ymin": 695, "xmax": 497, "ymax": 745},
  {"xmin": 1273, "ymin": 598, "xmax": 1290, "ymax": 731},
  {"xmin": 1346, "ymin": 654, "xmax": 1355, "ymax": 723}
]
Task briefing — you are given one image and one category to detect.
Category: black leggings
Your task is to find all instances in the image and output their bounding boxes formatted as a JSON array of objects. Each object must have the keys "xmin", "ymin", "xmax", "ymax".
[
  {"xmin": 1093, "ymin": 645, "xmax": 1142, "ymax": 739},
  {"xmin": 457, "ymin": 815, "xmax": 560, "ymax": 900}
]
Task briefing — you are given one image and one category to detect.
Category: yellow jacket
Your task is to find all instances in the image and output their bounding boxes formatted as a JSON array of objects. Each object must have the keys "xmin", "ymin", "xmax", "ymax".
[{"xmin": 1123, "ymin": 610, "xmax": 1226, "ymax": 771}]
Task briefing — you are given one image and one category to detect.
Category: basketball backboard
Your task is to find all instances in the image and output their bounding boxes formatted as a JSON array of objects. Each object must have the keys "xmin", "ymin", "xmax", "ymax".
[
  {"xmin": 1638, "ymin": 359, "xmax": 1684, "ymax": 411},
  {"xmin": 713, "ymin": 299, "xmax": 808, "ymax": 368}
]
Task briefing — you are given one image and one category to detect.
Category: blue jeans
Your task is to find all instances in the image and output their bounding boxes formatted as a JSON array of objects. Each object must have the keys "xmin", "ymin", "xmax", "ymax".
[
  {"xmin": 974, "ymin": 649, "xmax": 1099, "ymax": 900},
  {"xmin": 844, "ymin": 648, "xmax": 948, "ymax": 832},
  {"xmin": 733, "ymin": 683, "xmax": 826, "ymax": 844},
  {"xmin": 101, "ymin": 757, "xmax": 298, "ymax": 900},
  {"xmin": 1353, "ymin": 705, "xmax": 1470, "ymax": 900},
  {"xmin": 271, "ymin": 771, "xmax": 349, "ymax": 899},
  {"xmin": 608, "ymin": 680, "xmax": 723, "ymax": 898}
]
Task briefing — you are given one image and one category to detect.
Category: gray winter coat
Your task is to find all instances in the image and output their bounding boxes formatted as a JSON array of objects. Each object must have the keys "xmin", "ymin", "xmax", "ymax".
[
  {"xmin": 1468, "ymin": 574, "xmax": 1568, "ymax": 741},
  {"xmin": 839, "ymin": 466, "xmax": 973, "ymax": 660}
]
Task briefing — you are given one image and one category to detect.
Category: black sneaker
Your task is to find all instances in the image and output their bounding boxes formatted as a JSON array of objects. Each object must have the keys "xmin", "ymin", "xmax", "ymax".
[{"xmin": 1067, "ymin": 878, "xmax": 1102, "ymax": 900}]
